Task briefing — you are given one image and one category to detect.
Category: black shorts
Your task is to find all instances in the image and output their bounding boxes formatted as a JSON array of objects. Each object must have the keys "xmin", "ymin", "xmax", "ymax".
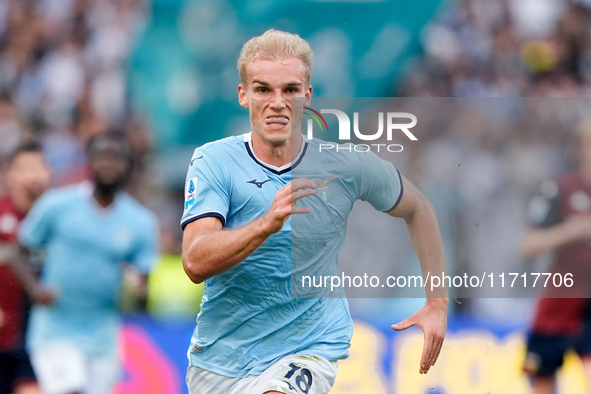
[
  {"xmin": 525, "ymin": 328, "xmax": 591, "ymax": 377},
  {"xmin": 0, "ymin": 348, "xmax": 37, "ymax": 394}
]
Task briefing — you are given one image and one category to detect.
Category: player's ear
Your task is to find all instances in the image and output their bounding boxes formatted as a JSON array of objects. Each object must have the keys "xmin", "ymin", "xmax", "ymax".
[
  {"xmin": 238, "ymin": 84, "xmax": 249, "ymax": 108},
  {"xmin": 303, "ymin": 84, "xmax": 313, "ymax": 107}
]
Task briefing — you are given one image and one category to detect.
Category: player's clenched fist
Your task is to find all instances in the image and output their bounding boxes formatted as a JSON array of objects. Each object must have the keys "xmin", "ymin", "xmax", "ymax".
[{"xmin": 262, "ymin": 178, "xmax": 317, "ymax": 234}]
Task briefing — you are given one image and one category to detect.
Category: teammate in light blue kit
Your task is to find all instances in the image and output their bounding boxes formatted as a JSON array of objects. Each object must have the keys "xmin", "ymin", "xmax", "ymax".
[
  {"xmin": 18, "ymin": 133, "xmax": 158, "ymax": 394},
  {"xmin": 182, "ymin": 30, "xmax": 448, "ymax": 394}
]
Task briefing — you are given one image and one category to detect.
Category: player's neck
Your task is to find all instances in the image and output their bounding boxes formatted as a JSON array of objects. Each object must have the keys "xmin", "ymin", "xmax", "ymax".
[
  {"xmin": 251, "ymin": 132, "xmax": 303, "ymax": 168},
  {"xmin": 9, "ymin": 189, "xmax": 34, "ymax": 214},
  {"xmin": 93, "ymin": 188, "xmax": 117, "ymax": 208}
]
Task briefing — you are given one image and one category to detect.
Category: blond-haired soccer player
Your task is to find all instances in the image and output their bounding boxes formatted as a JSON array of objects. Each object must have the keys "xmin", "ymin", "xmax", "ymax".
[{"xmin": 181, "ymin": 29, "xmax": 447, "ymax": 394}]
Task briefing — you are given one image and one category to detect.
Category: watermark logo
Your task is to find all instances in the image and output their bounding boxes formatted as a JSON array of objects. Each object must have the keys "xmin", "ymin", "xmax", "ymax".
[
  {"xmin": 304, "ymin": 107, "xmax": 328, "ymax": 133},
  {"xmin": 305, "ymin": 108, "xmax": 417, "ymax": 141},
  {"xmin": 304, "ymin": 107, "xmax": 417, "ymax": 153}
]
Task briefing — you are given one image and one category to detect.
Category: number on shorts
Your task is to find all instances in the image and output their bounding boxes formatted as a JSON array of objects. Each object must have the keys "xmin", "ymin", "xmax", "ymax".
[
  {"xmin": 295, "ymin": 368, "xmax": 312, "ymax": 393},
  {"xmin": 283, "ymin": 363, "xmax": 313, "ymax": 393},
  {"xmin": 284, "ymin": 363, "xmax": 301, "ymax": 379}
]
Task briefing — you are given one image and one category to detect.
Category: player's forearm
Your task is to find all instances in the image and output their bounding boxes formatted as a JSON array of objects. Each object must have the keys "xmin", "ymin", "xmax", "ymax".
[
  {"xmin": 521, "ymin": 224, "xmax": 577, "ymax": 258},
  {"xmin": 3, "ymin": 244, "xmax": 42, "ymax": 298},
  {"xmin": 182, "ymin": 178, "xmax": 314, "ymax": 283},
  {"xmin": 182, "ymin": 217, "xmax": 273, "ymax": 283},
  {"xmin": 405, "ymin": 199, "xmax": 448, "ymax": 300}
]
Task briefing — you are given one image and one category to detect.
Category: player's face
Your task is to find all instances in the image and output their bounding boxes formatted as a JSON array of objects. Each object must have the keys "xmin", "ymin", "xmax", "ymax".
[
  {"xmin": 238, "ymin": 57, "xmax": 312, "ymax": 147},
  {"xmin": 90, "ymin": 147, "xmax": 129, "ymax": 193},
  {"xmin": 6, "ymin": 152, "xmax": 50, "ymax": 202}
]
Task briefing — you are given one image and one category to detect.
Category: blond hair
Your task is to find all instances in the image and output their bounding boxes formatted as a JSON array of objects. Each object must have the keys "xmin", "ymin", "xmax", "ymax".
[{"xmin": 237, "ymin": 29, "xmax": 313, "ymax": 86}]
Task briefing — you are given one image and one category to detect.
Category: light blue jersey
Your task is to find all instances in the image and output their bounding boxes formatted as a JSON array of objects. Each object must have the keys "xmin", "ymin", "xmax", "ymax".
[
  {"xmin": 181, "ymin": 132, "xmax": 402, "ymax": 378},
  {"xmin": 19, "ymin": 182, "xmax": 158, "ymax": 357}
]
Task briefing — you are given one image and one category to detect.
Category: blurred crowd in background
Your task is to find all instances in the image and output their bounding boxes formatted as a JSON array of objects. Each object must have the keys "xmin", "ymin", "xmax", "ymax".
[
  {"xmin": 403, "ymin": 0, "xmax": 591, "ymax": 97},
  {"xmin": 1, "ymin": 0, "xmax": 591, "ymax": 322},
  {"xmin": 0, "ymin": 0, "xmax": 188, "ymax": 251},
  {"xmin": 0, "ymin": 0, "xmax": 153, "ymax": 189}
]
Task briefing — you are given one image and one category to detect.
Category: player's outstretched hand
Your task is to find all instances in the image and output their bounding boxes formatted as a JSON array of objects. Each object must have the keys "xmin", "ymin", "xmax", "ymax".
[
  {"xmin": 391, "ymin": 298, "xmax": 447, "ymax": 374},
  {"xmin": 263, "ymin": 178, "xmax": 316, "ymax": 234}
]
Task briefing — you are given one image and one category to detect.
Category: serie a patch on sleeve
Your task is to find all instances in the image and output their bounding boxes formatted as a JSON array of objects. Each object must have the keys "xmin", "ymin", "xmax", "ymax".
[{"xmin": 185, "ymin": 177, "xmax": 198, "ymax": 209}]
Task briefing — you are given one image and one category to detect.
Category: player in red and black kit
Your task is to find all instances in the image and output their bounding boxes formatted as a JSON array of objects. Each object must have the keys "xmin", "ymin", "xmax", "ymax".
[
  {"xmin": 0, "ymin": 142, "xmax": 53, "ymax": 394},
  {"xmin": 522, "ymin": 120, "xmax": 591, "ymax": 394}
]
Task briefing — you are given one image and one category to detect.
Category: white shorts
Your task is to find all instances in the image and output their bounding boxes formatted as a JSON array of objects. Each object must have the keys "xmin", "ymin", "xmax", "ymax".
[
  {"xmin": 31, "ymin": 341, "xmax": 120, "ymax": 394},
  {"xmin": 186, "ymin": 354, "xmax": 338, "ymax": 394}
]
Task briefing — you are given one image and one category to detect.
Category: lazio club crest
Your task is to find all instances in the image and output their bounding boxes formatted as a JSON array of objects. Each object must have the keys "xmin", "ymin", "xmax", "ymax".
[{"xmin": 312, "ymin": 176, "xmax": 340, "ymax": 202}]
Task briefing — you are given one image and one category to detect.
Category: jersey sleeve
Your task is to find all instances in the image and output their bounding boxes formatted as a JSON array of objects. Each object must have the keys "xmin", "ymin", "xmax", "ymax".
[
  {"xmin": 526, "ymin": 179, "xmax": 561, "ymax": 228},
  {"xmin": 18, "ymin": 191, "xmax": 58, "ymax": 249},
  {"xmin": 357, "ymin": 150, "xmax": 403, "ymax": 212},
  {"xmin": 128, "ymin": 212, "xmax": 159, "ymax": 274},
  {"xmin": 180, "ymin": 147, "xmax": 231, "ymax": 230}
]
